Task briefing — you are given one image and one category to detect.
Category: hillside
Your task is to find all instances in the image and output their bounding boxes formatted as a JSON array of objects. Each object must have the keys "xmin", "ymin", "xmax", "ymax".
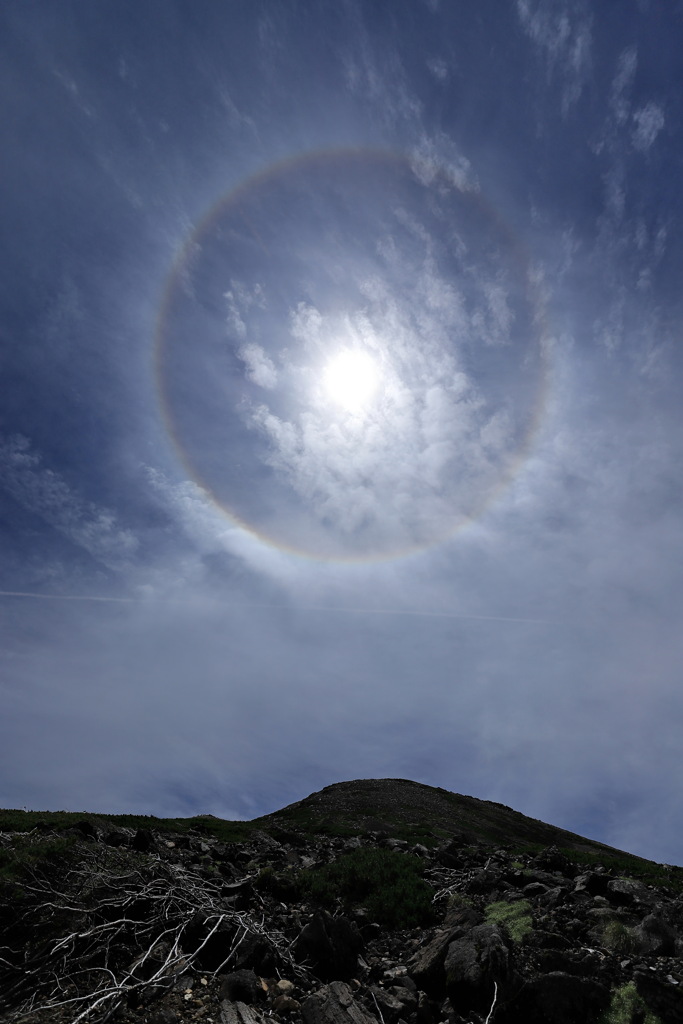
[
  {"xmin": 1, "ymin": 779, "xmax": 682, "ymax": 1024},
  {"xmin": 253, "ymin": 778, "xmax": 647, "ymax": 859}
]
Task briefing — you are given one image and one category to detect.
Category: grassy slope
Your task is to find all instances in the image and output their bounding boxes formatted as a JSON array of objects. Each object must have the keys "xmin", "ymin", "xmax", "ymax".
[{"xmin": 2, "ymin": 778, "xmax": 680, "ymax": 890}]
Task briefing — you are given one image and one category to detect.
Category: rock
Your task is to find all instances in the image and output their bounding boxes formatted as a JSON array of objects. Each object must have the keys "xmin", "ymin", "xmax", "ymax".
[
  {"xmin": 132, "ymin": 828, "xmax": 156, "ymax": 853},
  {"xmin": 103, "ymin": 828, "xmax": 129, "ymax": 847},
  {"xmin": 272, "ymin": 995, "xmax": 301, "ymax": 1013},
  {"xmin": 574, "ymin": 872, "xmax": 610, "ymax": 897},
  {"xmin": 301, "ymin": 981, "xmax": 377, "ymax": 1024},
  {"xmin": 635, "ymin": 971, "xmax": 683, "ymax": 1024},
  {"xmin": 436, "ymin": 836, "xmax": 472, "ymax": 868},
  {"xmin": 231, "ymin": 932, "xmax": 278, "ymax": 975},
  {"xmin": 294, "ymin": 911, "xmax": 364, "ymax": 982},
  {"xmin": 523, "ymin": 882, "xmax": 550, "ymax": 897},
  {"xmin": 635, "ymin": 913, "xmax": 677, "ymax": 956},
  {"xmin": 73, "ymin": 819, "xmax": 99, "ymax": 840},
  {"xmin": 505, "ymin": 971, "xmax": 610, "ymax": 1024},
  {"xmin": 369, "ymin": 984, "xmax": 405, "ymax": 1021},
  {"xmin": 416, "ymin": 990, "xmax": 435, "ymax": 1024},
  {"xmin": 388, "ymin": 983, "xmax": 418, "ymax": 1014},
  {"xmin": 408, "ymin": 907, "xmax": 483, "ymax": 995},
  {"xmin": 531, "ymin": 847, "xmax": 574, "ymax": 876},
  {"xmin": 606, "ymin": 877, "xmax": 656, "ymax": 907},
  {"xmin": 444, "ymin": 923, "xmax": 516, "ymax": 1015},
  {"xmin": 219, "ymin": 970, "xmax": 263, "ymax": 1004},
  {"xmin": 220, "ymin": 1001, "xmax": 266, "ymax": 1024}
]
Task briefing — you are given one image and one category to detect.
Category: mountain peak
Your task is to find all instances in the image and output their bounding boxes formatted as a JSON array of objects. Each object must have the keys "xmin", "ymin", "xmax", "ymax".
[{"xmin": 256, "ymin": 777, "xmax": 637, "ymax": 860}]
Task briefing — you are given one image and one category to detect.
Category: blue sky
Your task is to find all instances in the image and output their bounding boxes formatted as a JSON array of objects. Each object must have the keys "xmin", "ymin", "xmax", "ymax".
[{"xmin": 1, "ymin": 0, "xmax": 683, "ymax": 863}]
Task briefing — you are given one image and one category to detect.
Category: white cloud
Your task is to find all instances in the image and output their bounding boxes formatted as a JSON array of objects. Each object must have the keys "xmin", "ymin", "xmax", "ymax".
[
  {"xmin": 410, "ymin": 132, "xmax": 478, "ymax": 193},
  {"xmin": 427, "ymin": 57, "xmax": 449, "ymax": 82},
  {"xmin": 0, "ymin": 435, "xmax": 137, "ymax": 570},
  {"xmin": 239, "ymin": 343, "xmax": 278, "ymax": 389},
  {"xmin": 610, "ymin": 47, "xmax": 637, "ymax": 125},
  {"xmin": 237, "ymin": 242, "xmax": 532, "ymax": 557},
  {"xmin": 632, "ymin": 101, "xmax": 665, "ymax": 151},
  {"xmin": 516, "ymin": 0, "xmax": 592, "ymax": 113},
  {"xmin": 343, "ymin": 34, "xmax": 421, "ymax": 127},
  {"xmin": 224, "ymin": 280, "xmax": 265, "ymax": 341}
]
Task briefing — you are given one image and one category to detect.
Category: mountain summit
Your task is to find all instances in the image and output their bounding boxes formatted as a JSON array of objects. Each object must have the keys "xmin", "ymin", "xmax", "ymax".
[
  {"xmin": 1, "ymin": 780, "xmax": 682, "ymax": 1024},
  {"xmin": 255, "ymin": 778, "xmax": 635, "ymax": 858}
]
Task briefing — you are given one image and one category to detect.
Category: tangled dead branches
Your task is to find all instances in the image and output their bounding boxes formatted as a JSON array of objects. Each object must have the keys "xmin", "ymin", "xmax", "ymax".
[{"xmin": 0, "ymin": 829, "xmax": 302, "ymax": 1024}]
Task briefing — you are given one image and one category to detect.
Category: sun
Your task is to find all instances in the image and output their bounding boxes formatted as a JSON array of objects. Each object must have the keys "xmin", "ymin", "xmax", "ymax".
[{"xmin": 323, "ymin": 349, "xmax": 379, "ymax": 413}]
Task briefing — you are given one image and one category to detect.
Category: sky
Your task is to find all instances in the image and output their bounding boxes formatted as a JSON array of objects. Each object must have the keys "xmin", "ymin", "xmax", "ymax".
[{"xmin": 1, "ymin": 1, "xmax": 683, "ymax": 864}]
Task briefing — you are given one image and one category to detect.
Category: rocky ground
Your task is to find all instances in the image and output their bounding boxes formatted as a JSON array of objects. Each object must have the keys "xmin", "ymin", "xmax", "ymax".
[{"xmin": 1, "ymin": 814, "xmax": 683, "ymax": 1024}]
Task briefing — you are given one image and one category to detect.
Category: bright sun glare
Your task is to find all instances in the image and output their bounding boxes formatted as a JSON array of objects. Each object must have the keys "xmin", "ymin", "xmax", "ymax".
[{"xmin": 323, "ymin": 349, "xmax": 379, "ymax": 413}]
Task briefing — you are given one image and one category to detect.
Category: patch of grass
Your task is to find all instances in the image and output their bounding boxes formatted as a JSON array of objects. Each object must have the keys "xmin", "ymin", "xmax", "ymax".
[
  {"xmin": 254, "ymin": 865, "xmax": 302, "ymax": 900},
  {"xmin": 484, "ymin": 900, "xmax": 533, "ymax": 943},
  {"xmin": 601, "ymin": 920, "xmax": 638, "ymax": 954},
  {"xmin": 507, "ymin": 841, "xmax": 683, "ymax": 896},
  {"xmin": 447, "ymin": 892, "xmax": 473, "ymax": 909},
  {"xmin": 0, "ymin": 836, "xmax": 78, "ymax": 882},
  {"xmin": 598, "ymin": 982, "xmax": 661, "ymax": 1024},
  {"xmin": 299, "ymin": 847, "xmax": 435, "ymax": 930},
  {"xmin": 0, "ymin": 809, "xmax": 254, "ymax": 844},
  {"xmin": 555, "ymin": 848, "xmax": 683, "ymax": 894}
]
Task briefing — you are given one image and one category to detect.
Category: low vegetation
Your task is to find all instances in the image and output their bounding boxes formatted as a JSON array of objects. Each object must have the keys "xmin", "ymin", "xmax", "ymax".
[
  {"xmin": 599, "ymin": 981, "xmax": 662, "ymax": 1024},
  {"xmin": 298, "ymin": 847, "xmax": 436, "ymax": 929},
  {"xmin": 601, "ymin": 919, "xmax": 638, "ymax": 954},
  {"xmin": 0, "ymin": 808, "xmax": 253, "ymax": 844},
  {"xmin": 0, "ymin": 835, "xmax": 77, "ymax": 882},
  {"xmin": 511, "ymin": 843, "xmax": 683, "ymax": 895},
  {"xmin": 484, "ymin": 899, "xmax": 533, "ymax": 942}
]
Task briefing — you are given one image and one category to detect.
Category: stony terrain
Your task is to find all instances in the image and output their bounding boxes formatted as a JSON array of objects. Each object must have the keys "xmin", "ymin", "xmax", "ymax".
[{"xmin": 1, "ymin": 779, "xmax": 682, "ymax": 1024}]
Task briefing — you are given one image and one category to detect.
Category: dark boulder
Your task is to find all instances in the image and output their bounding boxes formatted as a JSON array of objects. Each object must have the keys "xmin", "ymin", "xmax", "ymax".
[
  {"xmin": 606, "ymin": 878, "xmax": 656, "ymax": 908},
  {"xmin": 301, "ymin": 981, "xmax": 376, "ymax": 1024},
  {"xmin": 635, "ymin": 972, "xmax": 683, "ymax": 1024},
  {"xmin": 531, "ymin": 847, "xmax": 575, "ymax": 875},
  {"xmin": 574, "ymin": 871, "xmax": 610, "ymax": 897},
  {"xmin": 635, "ymin": 913, "xmax": 677, "ymax": 956},
  {"xmin": 219, "ymin": 970, "xmax": 264, "ymax": 1004},
  {"xmin": 444, "ymin": 923, "xmax": 518, "ymax": 1015},
  {"xmin": 408, "ymin": 906, "xmax": 483, "ymax": 996},
  {"xmin": 294, "ymin": 911, "xmax": 363, "ymax": 982},
  {"xmin": 504, "ymin": 971, "xmax": 610, "ymax": 1024},
  {"xmin": 132, "ymin": 828, "xmax": 156, "ymax": 853}
]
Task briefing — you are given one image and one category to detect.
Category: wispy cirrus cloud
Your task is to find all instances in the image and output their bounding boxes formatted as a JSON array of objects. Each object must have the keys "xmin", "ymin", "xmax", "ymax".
[
  {"xmin": 632, "ymin": 101, "xmax": 665, "ymax": 152},
  {"xmin": 516, "ymin": 0, "xmax": 592, "ymax": 114},
  {"xmin": 234, "ymin": 210, "xmax": 535, "ymax": 557},
  {"xmin": 0, "ymin": 435, "xmax": 137, "ymax": 571}
]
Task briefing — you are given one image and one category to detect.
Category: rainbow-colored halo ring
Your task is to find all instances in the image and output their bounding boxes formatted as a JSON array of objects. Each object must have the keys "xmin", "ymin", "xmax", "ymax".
[{"xmin": 156, "ymin": 149, "xmax": 549, "ymax": 561}]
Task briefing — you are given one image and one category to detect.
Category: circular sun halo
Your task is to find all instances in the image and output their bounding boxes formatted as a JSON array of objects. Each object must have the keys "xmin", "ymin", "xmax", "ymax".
[{"xmin": 323, "ymin": 349, "xmax": 379, "ymax": 413}]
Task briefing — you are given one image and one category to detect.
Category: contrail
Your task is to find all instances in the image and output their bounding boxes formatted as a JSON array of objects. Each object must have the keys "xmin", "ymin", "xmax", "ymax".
[
  {"xmin": 0, "ymin": 590, "xmax": 137, "ymax": 603},
  {"xmin": 0, "ymin": 590, "xmax": 554, "ymax": 624}
]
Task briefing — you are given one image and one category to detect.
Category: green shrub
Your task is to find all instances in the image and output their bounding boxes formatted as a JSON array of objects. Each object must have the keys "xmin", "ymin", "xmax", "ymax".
[
  {"xmin": 601, "ymin": 920, "xmax": 638, "ymax": 954},
  {"xmin": 299, "ymin": 847, "xmax": 435, "ymax": 930},
  {"xmin": 255, "ymin": 865, "xmax": 301, "ymax": 900},
  {"xmin": 0, "ymin": 837, "xmax": 77, "ymax": 882},
  {"xmin": 484, "ymin": 900, "xmax": 533, "ymax": 943},
  {"xmin": 447, "ymin": 892, "xmax": 473, "ymax": 909},
  {"xmin": 599, "ymin": 982, "xmax": 661, "ymax": 1024}
]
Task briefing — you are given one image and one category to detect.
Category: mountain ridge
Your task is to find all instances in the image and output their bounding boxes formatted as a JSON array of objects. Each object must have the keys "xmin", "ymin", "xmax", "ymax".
[
  {"xmin": 253, "ymin": 778, "xmax": 651, "ymax": 863},
  {"xmin": 2, "ymin": 777, "xmax": 683, "ymax": 1024}
]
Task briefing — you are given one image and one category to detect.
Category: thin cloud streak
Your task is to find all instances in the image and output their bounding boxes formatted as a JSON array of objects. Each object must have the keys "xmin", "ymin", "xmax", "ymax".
[{"xmin": 0, "ymin": 591, "xmax": 556, "ymax": 625}]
